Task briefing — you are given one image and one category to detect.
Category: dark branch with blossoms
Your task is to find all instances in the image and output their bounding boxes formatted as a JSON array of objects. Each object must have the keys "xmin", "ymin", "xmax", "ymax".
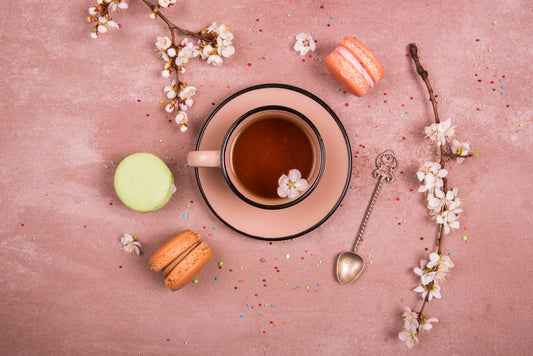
[
  {"xmin": 398, "ymin": 43, "xmax": 479, "ymax": 349},
  {"xmin": 87, "ymin": 0, "xmax": 235, "ymax": 132}
]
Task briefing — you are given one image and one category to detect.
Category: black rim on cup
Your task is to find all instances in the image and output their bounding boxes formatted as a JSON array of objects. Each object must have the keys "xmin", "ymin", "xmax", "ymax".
[{"xmin": 220, "ymin": 105, "xmax": 326, "ymax": 210}]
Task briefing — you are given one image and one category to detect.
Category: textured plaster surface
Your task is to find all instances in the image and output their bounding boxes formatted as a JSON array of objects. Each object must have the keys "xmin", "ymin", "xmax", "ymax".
[{"xmin": 1, "ymin": 0, "xmax": 532, "ymax": 354}]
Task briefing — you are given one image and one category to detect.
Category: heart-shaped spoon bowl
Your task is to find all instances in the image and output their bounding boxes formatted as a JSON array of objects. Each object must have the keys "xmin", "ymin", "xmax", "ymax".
[{"xmin": 336, "ymin": 251, "xmax": 364, "ymax": 284}]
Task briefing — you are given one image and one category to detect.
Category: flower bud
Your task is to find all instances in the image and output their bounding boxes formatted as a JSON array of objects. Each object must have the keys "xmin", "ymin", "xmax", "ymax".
[
  {"xmin": 156, "ymin": 36, "xmax": 172, "ymax": 51},
  {"xmin": 167, "ymin": 47, "xmax": 176, "ymax": 57},
  {"xmin": 165, "ymin": 103, "xmax": 175, "ymax": 113}
]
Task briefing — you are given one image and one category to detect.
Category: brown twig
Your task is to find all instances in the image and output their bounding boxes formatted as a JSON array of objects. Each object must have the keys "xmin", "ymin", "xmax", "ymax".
[
  {"xmin": 409, "ymin": 43, "xmax": 447, "ymax": 254},
  {"xmin": 409, "ymin": 44, "xmax": 441, "ymax": 125},
  {"xmin": 444, "ymin": 152, "xmax": 475, "ymax": 159},
  {"xmin": 141, "ymin": 0, "xmax": 209, "ymax": 42}
]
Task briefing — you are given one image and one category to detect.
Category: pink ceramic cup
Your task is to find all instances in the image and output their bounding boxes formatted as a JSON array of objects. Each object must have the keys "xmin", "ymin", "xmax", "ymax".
[{"xmin": 187, "ymin": 106, "xmax": 325, "ymax": 209}]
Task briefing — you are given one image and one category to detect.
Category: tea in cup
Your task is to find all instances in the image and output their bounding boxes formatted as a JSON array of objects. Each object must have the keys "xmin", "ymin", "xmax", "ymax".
[{"xmin": 187, "ymin": 106, "xmax": 325, "ymax": 209}]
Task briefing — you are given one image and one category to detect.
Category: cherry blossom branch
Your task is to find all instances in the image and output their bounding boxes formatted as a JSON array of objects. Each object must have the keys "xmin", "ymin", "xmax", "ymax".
[
  {"xmin": 87, "ymin": 0, "xmax": 235, "ymax": 132},
  {"xmin": 412, "ymin": 41, "xmax": 446, "ymax": 336},
  {"xmin": 399, "ymin": 43, "xmax": 477, "ymax": 348}
]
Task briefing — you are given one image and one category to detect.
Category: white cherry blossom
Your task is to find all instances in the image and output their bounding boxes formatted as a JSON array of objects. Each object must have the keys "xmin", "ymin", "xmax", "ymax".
[
  {"xmin": 451, "ymin": 139, "xmax": 471, "ymax": 163},
  {"xmin": 424, "ymin": 118, "xmax": 455, "ymax": 146},
  {"xmin": 203, "ymin": 44, "xmax": 215, "ymax": 57},
  {"xmin": 156, "ymin": 36, "xmax": 172, "ymax": 51},
  {"xmin": 294, "ymin": 33, "xmax": 316, "ymax": 55},
  {"xmin": 179, "ymin": 85, "xmax": 196, "ymax": 99},
  {"xmin": 180, "ymin": 38, "xmax": 201, "ymax": 59},
  {"xmin": 277, "ymin": 169, "xmax": 309, "ymax": 199},
  {"xmin": 414, "ymin": 259, "xmax": 436, "ymax": 286},
  {"xmin": 432, "ymin": 188, "xmax": 463, "ymax": 234},
  {"xmin": 427, "ymin": 252, "xmax": 454, "ymax": 282},
  {"xmin": 435, "ymin": 209, "xmax": 460, "ymax": 234},
  {"xmin": 399, "ymin": 321, "xmax": 418, "ymax": 349},
  {"xmin": 108, "ymin": 0, "xmax": 128, "ymax": 12},
  {"xmin": 164, "ymin": 80, "xmax": 177, "ymax": 99},
  {"xmin": 426, "ymin": 189, "xmax": 446, "ymax": 213},
  {"xmin": 417, "ymin": 161, "xmax": 448, "ymax": 194},
  {"xmin": 413, "ymin": 282, "xmax": 442, "ymax": 301},
  {"xmin": 179, "ymin": 98, "xmax": 193, "ymax": 111},
  {"xmin": 217, "ymin": 24, "xmax": 234, "ymax": 41},
  {"xmin": 121, "ymin": 233, "xmax": 141, "ymax": 255},
  {"xmin": 419, "ymin": 316, "xmax": 439, "ymax": 331},
  {"xmin": 207, "ymin": 54, "xmax": 223, "ymax": 66},
  {"xmin": 158, "ymin": 0, "xmax": 176, "ymax": 8},
  {"xmin": 217, "ymin": 37, "xmax": 235, "ymax": 57},
  {"xmin": 401, "ymin": 307, "xmax": 419, "ymax": 326}
]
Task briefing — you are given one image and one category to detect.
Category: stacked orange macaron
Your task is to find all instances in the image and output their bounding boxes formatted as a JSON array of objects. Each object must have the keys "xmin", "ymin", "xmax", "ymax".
[
  {"xmin": 149, "ymin": 230, "xmax": 214, "ymax": 291},
  {"xmin": 325, "ymin": 37, "xmax": 384, "ymax": 97}
]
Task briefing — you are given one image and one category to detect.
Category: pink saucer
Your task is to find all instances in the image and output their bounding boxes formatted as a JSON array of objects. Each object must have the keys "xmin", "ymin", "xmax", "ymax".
[{"xmin": 193, "ymin": 84, "xmax": 352, "ymax": 240}]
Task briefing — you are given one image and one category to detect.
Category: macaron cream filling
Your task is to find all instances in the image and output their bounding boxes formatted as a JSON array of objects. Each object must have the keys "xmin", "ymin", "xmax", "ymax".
[
  {"xmin": 335, "ymin": 45, "xmax": 375, "ymax": 88},
  {"xmin": 161, "ymin": 241, "xmax": 201, "ymax": 278}
]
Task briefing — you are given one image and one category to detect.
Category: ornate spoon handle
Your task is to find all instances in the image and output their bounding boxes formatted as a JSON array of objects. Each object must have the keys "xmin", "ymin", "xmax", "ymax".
[{"xmin": 353, "ymin": 150, "xmax": 399, "ymax": 253}]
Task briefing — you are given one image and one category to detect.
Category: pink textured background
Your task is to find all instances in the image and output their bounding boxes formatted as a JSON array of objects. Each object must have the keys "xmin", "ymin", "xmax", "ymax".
[{"xmin": 1, "ymin": 0, "xmax": 532, "ymax": 354}]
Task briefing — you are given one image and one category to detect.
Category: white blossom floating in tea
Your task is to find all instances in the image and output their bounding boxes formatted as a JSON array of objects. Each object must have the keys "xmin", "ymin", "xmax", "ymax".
[{"xmin": 277, "ymin": 169, "xmax": 309, "ymax": 199}]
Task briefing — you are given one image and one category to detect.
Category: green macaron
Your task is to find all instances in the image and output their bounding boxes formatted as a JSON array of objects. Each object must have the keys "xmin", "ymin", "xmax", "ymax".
[{"xmin": 114, "ymin": 152, "xmax": 175, "ymax": 212}]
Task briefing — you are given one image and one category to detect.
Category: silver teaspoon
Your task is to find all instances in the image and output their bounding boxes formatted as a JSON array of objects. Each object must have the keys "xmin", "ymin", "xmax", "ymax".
[{"xmin": 336, "ymin": 150, "xmax": 399, "ymax": 284}]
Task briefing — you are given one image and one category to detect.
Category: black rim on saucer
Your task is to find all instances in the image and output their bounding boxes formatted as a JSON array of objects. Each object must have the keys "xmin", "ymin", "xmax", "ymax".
[
  {"xmin": 193, "ymin": 83, "xmax": 352, "ymax": 241},
  {"xmin": 220, "ymin": 105, "xmax": 326, "ymax": 210}
]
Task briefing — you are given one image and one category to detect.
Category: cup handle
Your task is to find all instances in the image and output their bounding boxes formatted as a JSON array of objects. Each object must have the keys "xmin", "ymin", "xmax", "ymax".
[{"xmin": 187, "ymin": 151, "xmax": 221, "ymax": 167}]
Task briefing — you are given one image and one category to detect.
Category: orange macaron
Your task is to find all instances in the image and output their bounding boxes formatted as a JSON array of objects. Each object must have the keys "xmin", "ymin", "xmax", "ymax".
[
  {"xmin": 149, "ymin": 230, "xmax": 214, "ymax": 291},
  {"xmin": 325, "ymin": 36, "xmax": 384, "ymax": 97}
]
